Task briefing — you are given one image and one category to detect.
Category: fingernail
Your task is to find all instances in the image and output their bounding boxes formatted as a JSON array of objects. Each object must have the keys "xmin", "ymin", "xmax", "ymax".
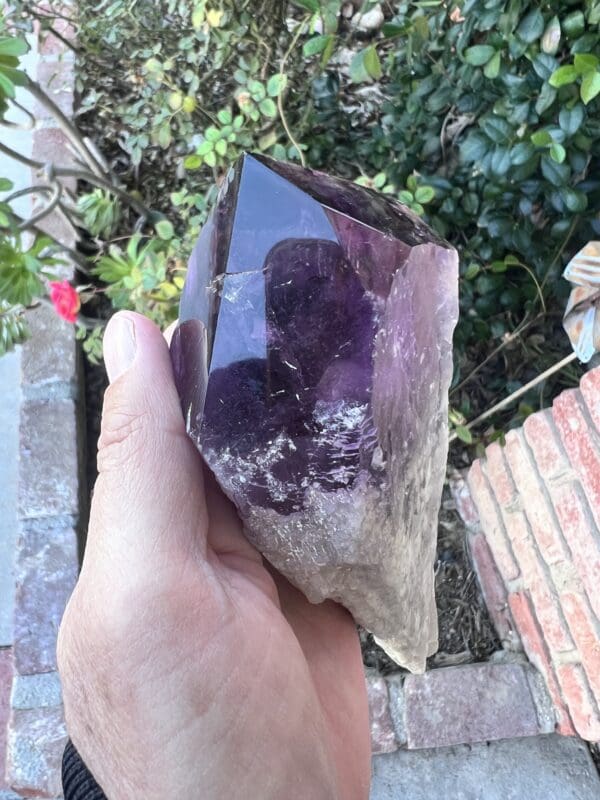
[{"xmin": 104, "ymin": 314, "xmax": 137, "ymax": 383}]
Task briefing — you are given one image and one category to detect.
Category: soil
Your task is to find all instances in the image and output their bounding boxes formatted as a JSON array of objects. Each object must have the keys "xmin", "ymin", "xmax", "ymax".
[{"xmin": 84, "ymin": 366, "xmax": 500, "ymax": 672}]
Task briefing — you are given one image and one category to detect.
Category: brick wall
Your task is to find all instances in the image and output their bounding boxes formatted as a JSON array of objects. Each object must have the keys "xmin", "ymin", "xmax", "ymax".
[
  {"xmin": 0, "ymin": 10, "xmax": 81, "ymax": 799},
  {"xmin": 467, "ymin": 366, "xmax": 600, "ymax": 741}
]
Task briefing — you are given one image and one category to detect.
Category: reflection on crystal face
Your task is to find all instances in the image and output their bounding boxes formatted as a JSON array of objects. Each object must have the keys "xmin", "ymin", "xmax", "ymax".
[{"xmin": 172, "ymin": 153, "xmax": 459, "ymax": 672}]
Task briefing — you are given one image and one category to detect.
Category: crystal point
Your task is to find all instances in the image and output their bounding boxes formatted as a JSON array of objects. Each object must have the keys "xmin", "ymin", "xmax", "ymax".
[{"xmin": 172, "ymin": 154, "xmax": 459, "ymax": 671}]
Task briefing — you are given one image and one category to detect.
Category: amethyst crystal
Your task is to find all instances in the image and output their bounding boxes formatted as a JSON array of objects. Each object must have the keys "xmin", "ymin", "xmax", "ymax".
[{"xmin": 171, "ymin": 154, "xmax": 458, "ymax": 672}]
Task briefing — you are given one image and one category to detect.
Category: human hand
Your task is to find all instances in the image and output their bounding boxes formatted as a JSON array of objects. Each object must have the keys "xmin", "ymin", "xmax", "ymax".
[{"xmin": 57, "ymin": 311, "xmax": 371, "ymax": 800}]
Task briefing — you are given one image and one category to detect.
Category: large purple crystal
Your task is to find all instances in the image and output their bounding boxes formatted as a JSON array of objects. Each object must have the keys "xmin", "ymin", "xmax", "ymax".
[{"xmin": 171, "ymin": 154, "xmax": 458, "ymax": 671}]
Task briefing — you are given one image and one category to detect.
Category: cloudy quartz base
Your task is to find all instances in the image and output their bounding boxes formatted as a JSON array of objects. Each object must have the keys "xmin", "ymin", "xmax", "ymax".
[{"xmin": 171, "ymin": 153, "xmax": 458, "ymax": 672}]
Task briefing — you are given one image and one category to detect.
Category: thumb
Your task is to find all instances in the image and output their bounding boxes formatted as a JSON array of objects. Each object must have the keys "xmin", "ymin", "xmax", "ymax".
[{"xmin": 86, "ymin": 312, "xmax": 208, "ymax": 571}]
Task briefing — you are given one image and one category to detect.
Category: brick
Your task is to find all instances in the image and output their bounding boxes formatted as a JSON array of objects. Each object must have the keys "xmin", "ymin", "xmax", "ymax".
[
  {"xmin": 560, "ymin": 592, "xmax": 600, "ymax": 705},
  {"xmin": 11, "ymin": 673, "xmax": 62, "ymax": 711},
  {"xmin": 0, "ymin": 649, "xmax": 13, "ymax": 790},
  {"xmin": 403, "ymin": 662, "xmax": 541, "ymax": 749},
  {"xmin": 38, "ymin": 14, "xmax": 77, "ymax": 56},
  {"xmin": 448, "ymin": 472, "xmax": 480, "ymax": 530},
  {"xmin": 469, "ymin": 532, "xmax": 518, "ymax": 648},
  {"xmin": 35, "ymin": 58, "xmax": 74, "ymax": 119},
  {"xmin": 556, "ymin": 662, "xmax": 600, "ymax": 741},
  {"xmin": 18, "ymin": 398, "xmax": 80, "ymax": 520},
  {"xmin": 580, "ymin": 366, "xmax": 600, "ymax": 432},
  {"xmin": 508, "ymin": 591, "xmax": 574, "ymax": 735},
  {"xmin": 503, "ymin": 430, "xmax": 570, "ymax": 565},
  {"xmin": 385, "ymin": 675, "xmax": 407, "ymax": 747},
  {"xmin": 21, "ymin": 303, "xmax": 77, "ymax": 389},
  {"xmin": 467, "ymin": 461, "xmax": 520, "ymax": 582},
  {"xmin": 553, "ymin": 389, "xmax": 600, "ymax": 528},
  {"xmin": 366, "ymin": 675, "xmax": 396, "ymax": 754},
  {"xmin": 523, "ymin": 408, "xmax": 571, "ymax": 481},
  {"xmin": 483, "ymin": 441, "xmax": 517, "ymax": 507},
  {"xmin": 13, "ymin": 520, "xmax": 78, "ymax": 676},
  {"xmin": 6, "ymin": 706, "xmax": 66, "ymax": 797},
  {"xmin": 503, "ymin": 510, "xmax": 574, "ymax": 654},
  {"xmin": 549, "ymin": 482, "xmax": 600, "ymax": 620}
]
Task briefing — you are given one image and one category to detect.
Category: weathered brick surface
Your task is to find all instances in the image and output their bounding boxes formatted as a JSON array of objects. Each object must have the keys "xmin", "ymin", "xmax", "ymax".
[
  {"xmin": 508, "ymin": 592, "xmax": 574, "ymax": 735},
  {"xmin": 467, "ymin": 462, "xmax": 520, "ymax": 583},
  {"xmin": 34, "ymin": 58, "xmax": 74, "ymax": 119},
  {"xmin": 581, "ymin": 367, "xmax": 600, "ymax": 432},
  {"xmin": 523, "ymin": 408, "xmax": 571, "ymax": 480},
  {"xmin": 366, "ymin": 675, "xmax": 396, "ymax": 755},
  {"xmin": 21, "ymin": 304, "xmax": 77, "ymax": 390},
  {"xmin": 6, "ymin": 707, "xmax": 66, "ymax": 798},
  {"xmin": 553, "ymin": 389, "xmax": 600, "ymax": 528},
  {"xmin": 469, "ymin": 533, "xmax": 518, "ymax": 648},
  {"xmin": 504, "ymin": 430, "xmax": 570, "ymax": 565},
  {"xmin": 467, "ymin": 368, "xmax": 600, "ymax": 741},
  {"xmin": 501, "ymin": 509, "xmax": 574, "ymax": 654},
  {"xmin": 549, "ymin": 482, "xmax": 600, "ymax": 620},
  {"xmin": 560, "ymin": 592, "xmax": 600, "ymax": 704},
  {"xmin": 556, "ymin": 662, "xmax": 600, "ymax": 741},
  {"xmin": 13, "ymin": 521, "xmax": 78, "ymax": 676},
  {"xmin": 0, "ymin": 649, "xmax": 13, "ymax": 790},
  {"xmin": 448, "ymin": 472, "xmax": 480, "ymax": 530},
  {"xmin": 18, "ymin": 399, "xmax": 79, "ymax": 520},
  {"xmin": 403, "ymin": 662, "xmax": 543, "ymax": 749}
]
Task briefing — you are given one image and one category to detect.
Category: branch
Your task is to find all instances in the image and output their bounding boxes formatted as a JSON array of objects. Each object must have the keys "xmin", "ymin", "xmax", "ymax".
[{"xmin": 26, "ymin": 79, "xmax": 107, "ymax": 177}]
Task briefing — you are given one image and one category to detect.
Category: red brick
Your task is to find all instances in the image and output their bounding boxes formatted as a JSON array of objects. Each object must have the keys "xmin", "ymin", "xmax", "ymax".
[
  {"xmin": 555, "ymin": 662, "xmax": 600, "ymax": 741},
  {"xmin": 484, "ymin": 441, "xmax": 517, "ymax": 506},
  {"xmin": 18, "ymin": 399, "xmax": 80, "ymax": 520},
  {"xmin": 37, "ymin": 13, "xmax": 77, "ymax": 56},
  {"xmin": 6, "ymin": 706, "xmax": 66, "ymax": 797},
  {"xmin": 469, "ymin": 533, "xmax": 517, "ymax": 647},
  {"xmin": 467, "ymin": 461, "xmax": 520, "ymax": 582},
  {"xmin": 366, "ymin": 675, "xmax": 396, "ymax": 754},
  {"xmin": 403, "ymin": 663, "xmax": 542, "ymax": 749},
  {"xmin": 553, "ymin": 389, "xmax": 600, "ymax": 528},
  {"xmin": 580, "ymin": 366, "xmax": 600, "ymax": 433},
  {"xmin": 523, "ymin": 408, "xmax": 571, "ymax": 481},
  {"xmin": 549, "ymin": 482, "xmax": 600, "ymax": 620},
  {"xmin": 560, "ymin": 592, "xmax": 600, "ymax": 705},
  {"xmin": 503, "ymin": 510, "xmax": 574, "ymax": 654},
  {"xmin": 13, "ymin": 521, "xmax": 78, "ymax": 676},
  {"xmin": 508, "ymin": 591, "xmax": 574, "ymax": 735},
  {"xmin": 0, "ymin": 648, "xmax": 13, "ymax": 790},
  {"xmin": 504, "ymin": 430, "xmax": 570, "ymax": 565},
  {"xmin": 449, "ymin": 472, "xmax": 480, "ymax": 530}
]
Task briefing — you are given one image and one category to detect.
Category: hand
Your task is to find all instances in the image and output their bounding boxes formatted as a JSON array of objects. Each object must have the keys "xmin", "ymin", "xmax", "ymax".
[{"xmin": 57, "ymin": 311, "xmax": 371, "ymax": 800}]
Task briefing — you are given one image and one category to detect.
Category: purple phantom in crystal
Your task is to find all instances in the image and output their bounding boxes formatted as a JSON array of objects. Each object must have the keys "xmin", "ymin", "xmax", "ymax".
[{"xmin": 171, "ymin": 153, "xmax": 458, "ymax": 672}]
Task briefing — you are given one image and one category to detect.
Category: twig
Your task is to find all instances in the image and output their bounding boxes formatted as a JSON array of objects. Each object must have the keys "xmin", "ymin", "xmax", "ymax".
[
  {"xmin": 449, "ymin": 352, "xmax": 578, "ymax": 443},
  {"xmin": 26, "ymin": 79, "xmax": 107, "ymax": 177},
  {"xmin": 450, "ymin": 313, "xmax": 541, "ymax": 397},
  {"xmin": 277, "ymin": 18, "xmax": 307, "ymax": 167},
  {"xmin": 2, "ymin": 99, "xmax": 36, "ymax": 130}
]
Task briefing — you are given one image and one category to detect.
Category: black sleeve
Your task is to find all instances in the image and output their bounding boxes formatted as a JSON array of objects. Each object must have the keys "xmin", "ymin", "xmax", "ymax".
[{"xmin": 62, "ymin": 739, "xmax": 108, "ymax": 800}]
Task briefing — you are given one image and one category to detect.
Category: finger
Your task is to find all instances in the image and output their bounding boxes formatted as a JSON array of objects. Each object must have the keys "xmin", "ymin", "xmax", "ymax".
[{"xmin": 87, "ymin": 311, "xmax": 208, "ymax": 572}]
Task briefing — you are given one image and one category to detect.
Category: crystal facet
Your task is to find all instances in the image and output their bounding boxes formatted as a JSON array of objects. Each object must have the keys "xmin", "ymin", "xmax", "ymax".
[{"xmin": 171, "ymin": 154, "xmax": 459, "ymax": 672}]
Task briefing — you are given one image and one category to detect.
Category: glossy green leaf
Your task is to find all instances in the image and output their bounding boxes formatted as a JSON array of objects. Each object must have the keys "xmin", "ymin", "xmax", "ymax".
[
  {"xmin": 581, "ymin": 71, "xmax": 600, "ymax": 104},
  {"xmin": 549, "ymin": 65, "xmax": 579, "ymax": 87},
  {"xmin": 559, "ymin": 104, "xmax": 585, "ymax": 135},
  {"xmin": 258, "ymin": 97, "xmax": 277, "ymax": 118},
  {"xmin": 574, "ymin": 54, "xmax": 600, "ymax": 74},
  {"xmin": 155, "ymin": 219, "xmax": 174, "ymax": 240},
  {"xmin": 267, "ymin": 73, "xmax": 288, "ymax": 97},
  {"xmin": 464, "ymin": 45, "xmax": 495, "ymax": 66},
  {"xmin": 516, "ymin": 9, "xmax": 544, "ymax": 43}
]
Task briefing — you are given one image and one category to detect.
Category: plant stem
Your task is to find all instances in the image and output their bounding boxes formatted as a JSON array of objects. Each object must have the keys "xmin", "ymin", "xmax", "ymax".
[
  {"xmin": 277, "ymin": 18, "xmax": 307, "ymax": 167},
  {"xmin": 449, "ymin": 351, "xmax": 578, "ymax": 443}
]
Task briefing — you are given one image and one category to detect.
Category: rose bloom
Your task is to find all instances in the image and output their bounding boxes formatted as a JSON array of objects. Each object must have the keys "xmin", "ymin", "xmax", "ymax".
[{"xmin": 49, "ymin": 280, "xmax": 80, "ymax": 324}]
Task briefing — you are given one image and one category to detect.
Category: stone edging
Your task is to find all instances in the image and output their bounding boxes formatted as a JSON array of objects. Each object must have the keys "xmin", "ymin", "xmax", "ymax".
[
  {"xmin": 0, "ymin": 13, "xmax": 82, "ymax": 800},
  {"xmin": 366, "ymin": 658, "xmax": 555, "ymax": 755}
]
